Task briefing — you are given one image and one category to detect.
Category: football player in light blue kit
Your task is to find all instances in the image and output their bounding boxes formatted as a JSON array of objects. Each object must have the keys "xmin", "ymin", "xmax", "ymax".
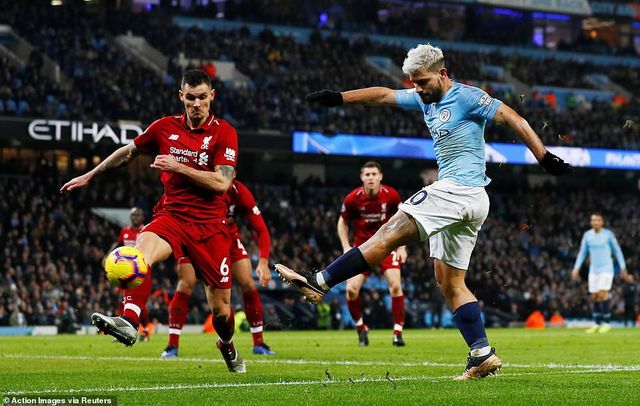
[
  {"xmin": 571, "ymin": 212, "xmax": 629, "ymax": 333},
  {"xmin": 275, "ymin": 44, "xmax": 571, "ymax": 380}
]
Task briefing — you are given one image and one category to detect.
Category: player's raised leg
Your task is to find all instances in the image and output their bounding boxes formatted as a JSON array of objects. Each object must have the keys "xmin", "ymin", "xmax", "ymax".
[
  {"xmin": 92, "ymin": 231, "xmax": 172, "ymax": 346},
  {"xmin": 162, "ymin": 260, "xmax": 196, "ymax": 358},
  {"xmin": 346, "ymin": 274, "xmax": 369, "ymax": 346},
  {"xmin": 206, "ymin": 285, "xmax": 246, "ymax": 373},
  {"xmin": 434, "ymin": 259, "xmax": 501, "ymax": 380},
  {"xmin": 232, "ymin": 257, "xmax": 275, "ymax": 355},
  {"xmin": 383, "ymin": 266, "xmax": 405, "ymax": 346},
  {"xmin": 275, "ymin": 210, "xmax": 420, "ymax": 302}
]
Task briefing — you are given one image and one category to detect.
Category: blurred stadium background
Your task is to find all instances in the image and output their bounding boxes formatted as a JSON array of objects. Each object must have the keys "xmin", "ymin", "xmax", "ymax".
[{"xmin": 1, "ymin": 0, "xmax": 639, "ymax": 338}]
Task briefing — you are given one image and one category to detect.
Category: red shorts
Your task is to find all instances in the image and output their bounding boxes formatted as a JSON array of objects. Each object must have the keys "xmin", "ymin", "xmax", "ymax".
[
  {"xmin": 229, "ymin": 235, "xmax": 250, "ymax": 264},
  {"xmin": 181, "ymin": 234, "xmax": 249, "ymax": 266},
  {"xmin": 362, "ymin": 248, "xmax": 402, "ymax": 276},
  {"xmin": 143, "ymin": 212, "xmax": 232, "ymax": 289}
]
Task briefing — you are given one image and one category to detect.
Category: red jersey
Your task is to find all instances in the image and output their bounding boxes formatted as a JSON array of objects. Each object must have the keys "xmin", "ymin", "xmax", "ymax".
[
  {"xmin": 340, "ymin": 185, "xmax": 402, "ymax": 246},
  {"xmin": 134, "ymin": 113, "xmax": 238, "ymax": 223},
  {"xmin": 227, "ymin": 180, "xmax": 271, "ymax": 260},
  {"xmin": 117, "ymin": 225, "xmax": 143, "ymax": 247}
]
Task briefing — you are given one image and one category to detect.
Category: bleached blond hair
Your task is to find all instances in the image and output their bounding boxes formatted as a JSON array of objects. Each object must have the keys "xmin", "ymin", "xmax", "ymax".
[{"xmin": 402, "ymin": 44, "xmax": 445, "ymax": 75}]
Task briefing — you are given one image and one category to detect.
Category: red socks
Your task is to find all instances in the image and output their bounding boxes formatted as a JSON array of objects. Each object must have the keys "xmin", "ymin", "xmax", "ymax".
[
  {"xmin": 347, "ymin": 296, "xmax": 367, "ymax": 331},
  {"xmin": 168, "ymin": 291, "xmax": 190, "ymax": 347},
  {"xmin": 243, "ymin": 289, "xmax": 264, "ymax": 346},
  {"xmin": 122, "ymin": 267, "xmax": 152, "ymax": 327},
  {"xmin": 392, "ymin": 295, "xmax": 405, "ymax": 335}
]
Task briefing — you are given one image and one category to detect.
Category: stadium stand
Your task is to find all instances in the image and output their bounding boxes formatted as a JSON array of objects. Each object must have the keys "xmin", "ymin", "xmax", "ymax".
[{"xmin": 0, "ymin": 1, "xmax": 638, "ymax": 149}]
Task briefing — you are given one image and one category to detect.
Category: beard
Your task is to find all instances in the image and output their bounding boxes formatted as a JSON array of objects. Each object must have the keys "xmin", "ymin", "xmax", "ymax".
[{"xmin": 418, "ymin": 85, "xmax": 444, "ymax": 104}]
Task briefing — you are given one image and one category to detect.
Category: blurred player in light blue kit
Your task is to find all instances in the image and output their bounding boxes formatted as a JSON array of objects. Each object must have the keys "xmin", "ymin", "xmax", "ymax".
[
  {"xmin": 276, "ymin": 44, "xmax": 572, "ymax": 380},
  {"xmin": 572, "ymin": 213, "xmax": 630, "ymax": 333}
]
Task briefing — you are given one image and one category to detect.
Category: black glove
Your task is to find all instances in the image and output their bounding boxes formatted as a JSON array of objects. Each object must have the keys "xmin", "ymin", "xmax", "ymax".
[
  {"xmin": 539, "ymin": 151, "xmax": 572, "ymax": 176},
  {"xmin": 305, "ymin": 90, "xmax": 343, "ymax": 107}
]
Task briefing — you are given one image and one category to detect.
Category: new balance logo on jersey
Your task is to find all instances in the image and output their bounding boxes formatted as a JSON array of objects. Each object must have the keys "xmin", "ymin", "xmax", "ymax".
[
  {"xmin": 201, "ymin": 136, "xmax": 212, "ymax": 150},
  {"xmin": 220, "ymin": 276, "xmax": 229, "ymax": 283},
  {"xmin": 169, "ymin": 134, "xmax": 180, "ymax": 140},
  {"xmin": 198, "ymin": 152, "xmax": 209, "ymax": 166},
  {"xmin": 224, "ymin": 147, "xmax": 236, "ymax": 162}
]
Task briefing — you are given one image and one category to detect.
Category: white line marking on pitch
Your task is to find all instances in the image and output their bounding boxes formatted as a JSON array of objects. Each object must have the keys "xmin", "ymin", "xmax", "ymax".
[
  {"xmin": 3, "ymin": 368, "xmax": 639, "ymax": 396},
  {"xmin": 2, "ymin": 353, "xmax": 640, "ymax": 371}
]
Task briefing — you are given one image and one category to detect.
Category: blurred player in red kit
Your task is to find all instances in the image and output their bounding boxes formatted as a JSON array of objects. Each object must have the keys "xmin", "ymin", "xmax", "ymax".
[
  {"xmin": 161, "ymin": 178, "xmax": 275, "ymax": 358},
  {"xmin": 60, "ymin": 69, "xmax": 245, "ymax": 373},
  {"xmin": 338, "ymin": 161, "xmax": 407, "ymax": 346},
  {"xmin": 108, "ymin": 207, "xmax": 146, "ymax": 251}
]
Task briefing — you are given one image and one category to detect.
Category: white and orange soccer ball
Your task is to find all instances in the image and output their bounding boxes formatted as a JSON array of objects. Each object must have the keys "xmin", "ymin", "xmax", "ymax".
[{"xmin": 104, "ymin": 246, "xmax": 149, "ymax": 289}]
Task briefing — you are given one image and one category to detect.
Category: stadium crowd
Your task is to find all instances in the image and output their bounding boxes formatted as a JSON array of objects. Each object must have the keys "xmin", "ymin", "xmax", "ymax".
[
  {"xmin": 1, "ymin": 161, "xmax": 638, "ymax": 330},
  {"xmin": 0, "ymin": 2, "xmax": 638, "ymax": 149},
  {"xmin": 183, "ymin": 0, "xmax": 640, "ymax": 56}
]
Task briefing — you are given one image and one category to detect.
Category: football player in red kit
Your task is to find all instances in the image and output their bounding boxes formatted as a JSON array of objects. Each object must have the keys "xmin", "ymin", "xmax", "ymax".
[
  {"xmin": 162, "ymin": 178, "xmax": 274, "ymax": 358},
  {"xmin": 61, "ymin": 69, "xmax": 245, "ymax": 373},
  {"xmin": 109, "ymin": 207, "xmax": 146, "ymax": 250},
  {"xmin": 338, "ymin": 161, "xmax": 407, "ymax": 346}
]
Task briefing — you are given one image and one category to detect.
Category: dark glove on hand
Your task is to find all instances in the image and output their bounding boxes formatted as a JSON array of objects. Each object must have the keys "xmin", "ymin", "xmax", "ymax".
[
  {"xmin": 305, "ymin": 90, "xmax": 343, "ymax": 107},
  {"xmin": 539, "ymin": 151, "xmax": 572, "ymax": 176}
]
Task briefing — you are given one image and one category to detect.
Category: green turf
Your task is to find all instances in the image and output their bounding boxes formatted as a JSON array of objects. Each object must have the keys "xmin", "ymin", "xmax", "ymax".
[{"xmin": 1, "ymin": 328, "xmax": 639, "ymax": 405}]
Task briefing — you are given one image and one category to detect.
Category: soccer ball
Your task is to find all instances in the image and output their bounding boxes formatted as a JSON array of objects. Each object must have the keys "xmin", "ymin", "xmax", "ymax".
[{"xmin": 104, "ymin": 246, "xmax": 149, "ymax": 289}]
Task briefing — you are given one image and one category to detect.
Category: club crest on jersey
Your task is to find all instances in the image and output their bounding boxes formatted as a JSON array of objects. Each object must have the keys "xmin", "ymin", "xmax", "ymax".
[
  {"xmin": 201, "ymin": 136, "xmax": 213, "ymax": 150},
  {"xmin": 438, "ymin": 109, "xmax": 451, "ymax": 122},
  {"xmin": 198, "ymin": 152, "xmax": 209, "ymax": 166},
  {"xmin": 381, "ymin": 202, "xmax": 387, "ymax": 212}
]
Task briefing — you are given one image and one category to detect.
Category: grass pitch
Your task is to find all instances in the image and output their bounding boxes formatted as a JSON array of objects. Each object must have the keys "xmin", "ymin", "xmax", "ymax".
[{"xmin": 1, "ymin": 328, "xmax": 639, "ymax": 405}]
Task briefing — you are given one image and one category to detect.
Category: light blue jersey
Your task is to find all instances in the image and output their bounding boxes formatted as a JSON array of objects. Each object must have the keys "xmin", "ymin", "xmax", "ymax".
[
  {"xmin": 574, "ymin": 228, "xmax": 626, "ymax": 274},
  {"xmin": 395, "ymin": 82, "xmax": 502, "ymax": 187}
]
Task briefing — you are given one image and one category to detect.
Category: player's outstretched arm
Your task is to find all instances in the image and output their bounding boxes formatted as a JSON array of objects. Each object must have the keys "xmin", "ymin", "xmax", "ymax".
[
  {"xmin": 306, "ymin": 87, "xmax": 397, "ymax": 107},
  {"xmin": 492, "ymin": 103, "xmax": 572, "ymax": 176},
  {"xmin": 60, "ymin": 143, "xmax": 138, "ymax": 193}
]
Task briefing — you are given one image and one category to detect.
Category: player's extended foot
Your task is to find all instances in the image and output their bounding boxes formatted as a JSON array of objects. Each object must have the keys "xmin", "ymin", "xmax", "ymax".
[
  {"xmin": 392, "ymin": 333, "xmax": 406, "ymax": 347},
  {"xmin": 274, "ymin": 264, "xmax": 325, "ymax": 303},
  {"xmin": 585, "ymin": 325, "xmax": 599, "ymax": 334},
  {"xmin": 358, "ymin": 328, "xmax": 369, "ymax": 347},
  {"xmin": 217, "ymin": 340, "xmax": 246, "ymax": 373},
  {"xmin": 598, "ymin": 324, "xmax": 612, "ymax": 333},
  {"xmin": 160, "ymin": 345, "xmax": 179, "ymax": 358},
  {"xmin": 91, "ymin": 313, "xmax": 137, "ymax": 346},
  {"xmin": 253, "ymin": 343, "xmax": 276, "ymax": 355},
  {"xmin": 140, "ymin": 329, "xmax": 150, "ymax": 342},
  {"xmin": 455, "ymin": 348, "xmax": 502, "ymax": 380}
]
